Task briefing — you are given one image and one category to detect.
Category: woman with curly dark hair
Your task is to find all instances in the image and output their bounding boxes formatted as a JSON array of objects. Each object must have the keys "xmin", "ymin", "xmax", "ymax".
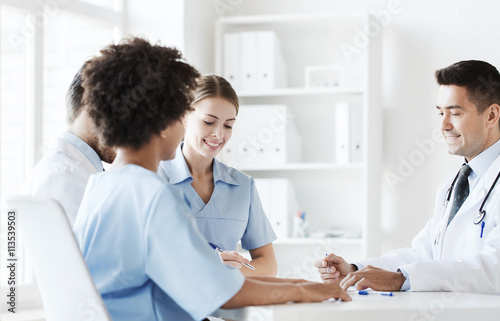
[{"xmin": 73, "ymin": 37, "xmax": 350, "ymax": 321}]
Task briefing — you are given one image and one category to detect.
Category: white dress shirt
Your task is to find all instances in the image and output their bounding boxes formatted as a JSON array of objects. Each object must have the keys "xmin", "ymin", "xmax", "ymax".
[{"xmin": 20, "ymin": 131, "xmax": 103, "ymax": 226}]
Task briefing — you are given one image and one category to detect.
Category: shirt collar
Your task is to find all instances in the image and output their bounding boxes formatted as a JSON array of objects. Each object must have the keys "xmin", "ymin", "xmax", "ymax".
[
  {"xmin": 168, "ymin": 143, "xmax": 193, "ymax": 184},
  {"xmin": 467, "ymin": 138, "xmax": 500, "ymax": 180},
  {"xmin": 213, "ymin": 157, "xmax": 239, "ymax": 186},
  {"xmin": 60, "ymin": 131, "xmax": 103, "ymax": 172},
  {"xmin": 169, "ymin": 142, "xmax": 239, "ymax": 186}
]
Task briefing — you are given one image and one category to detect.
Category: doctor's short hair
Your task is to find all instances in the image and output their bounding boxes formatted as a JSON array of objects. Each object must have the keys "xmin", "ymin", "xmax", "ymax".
[
  {"xmin": 65, "ymin": 61, "xmax": 90, "ymax": 124},
  {"xmin": 82, "ymin": 37, "xmax": 200, "ymax": 149},
  {"xmin": 435, "ymin": 60, "xmax": 500, "ymax": 114},
  {"xmin": 192, "ymin": 74, "xmax": 239, "ymax": 114}
]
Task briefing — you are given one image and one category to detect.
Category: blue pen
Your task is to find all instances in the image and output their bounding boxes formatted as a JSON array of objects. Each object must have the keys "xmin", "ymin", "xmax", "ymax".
[
  {"xmin": 358, "ymin": 290, "xmax": 393, "ymax": 296},
  {"xmin": 209, "ymin": 242, "xmax": 255, "ymax": 270},
  {"xmin": 480, "ymin": 221, "xmax": 485, "ymax": 238}
]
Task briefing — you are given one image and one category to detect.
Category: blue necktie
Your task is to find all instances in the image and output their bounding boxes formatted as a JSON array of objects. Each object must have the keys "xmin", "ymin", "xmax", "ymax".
[{"xmin": 447, "ymin": 164, "xmax": 472, "ymax": 226}]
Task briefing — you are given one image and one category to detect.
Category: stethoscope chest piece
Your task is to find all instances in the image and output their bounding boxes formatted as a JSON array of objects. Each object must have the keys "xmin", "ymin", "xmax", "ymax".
[{"xmin": 473, "ymin": 210, "xmax": 486, "ymax": 225}]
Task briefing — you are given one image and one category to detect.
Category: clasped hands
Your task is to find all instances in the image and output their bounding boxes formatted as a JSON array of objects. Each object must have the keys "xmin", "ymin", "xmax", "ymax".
[
  {"xmin": 314, "ymin": 253, "xmax": 406, "ymax": 291},
  {"xmin": 221, "ymin": 250, "xmax": 405, "ymax": 292}
]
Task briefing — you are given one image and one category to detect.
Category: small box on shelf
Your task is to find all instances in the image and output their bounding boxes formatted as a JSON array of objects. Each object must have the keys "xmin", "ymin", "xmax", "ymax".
[{"xmin": 305, "ymin": 65, "xmax": 344, "ymax": 88}]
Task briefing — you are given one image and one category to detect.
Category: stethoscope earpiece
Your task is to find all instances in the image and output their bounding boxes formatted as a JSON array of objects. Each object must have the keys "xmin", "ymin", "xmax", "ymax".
[{"xmin": 473, "ymin": 210, "xmax": 486, "ymax": 225}]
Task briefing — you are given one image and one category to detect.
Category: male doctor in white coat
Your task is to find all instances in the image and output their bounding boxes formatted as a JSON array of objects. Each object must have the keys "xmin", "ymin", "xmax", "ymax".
[
  {"xmin": 20, "ymin": 62, "xmax": 116, "ymax": 226},
  {"xmin": 316, "ymin": 60, "xmax": 500, "ymax": 294}
]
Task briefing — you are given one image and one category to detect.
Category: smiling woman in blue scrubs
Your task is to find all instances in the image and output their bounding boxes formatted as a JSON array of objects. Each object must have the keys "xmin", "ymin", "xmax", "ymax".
[
  {"xmin": 158, "ymin": 75, "xmax": 278, "ymax": 276},
  {"xmin": 73, "ymin": 37, "xmax": 351, "ymax": 321}
]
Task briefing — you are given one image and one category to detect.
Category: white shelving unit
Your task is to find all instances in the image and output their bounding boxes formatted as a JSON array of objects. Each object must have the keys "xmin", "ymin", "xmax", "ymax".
[
  {"xmin": 215, "ymin": 13, "xmax": 382, "ymax": 278},
  {"xmin": 240, "ymin": 163, "xmax": 363, "ymax": 172},
  {"xmin": 238, "ymin": 87, "xmax": 364, "ymax": 97}
]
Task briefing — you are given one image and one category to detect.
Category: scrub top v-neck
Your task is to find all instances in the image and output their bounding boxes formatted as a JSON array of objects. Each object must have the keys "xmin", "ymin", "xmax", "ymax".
[{"xmin": 158, "ymin": 143, "xmax": 276, "ymax": 251}]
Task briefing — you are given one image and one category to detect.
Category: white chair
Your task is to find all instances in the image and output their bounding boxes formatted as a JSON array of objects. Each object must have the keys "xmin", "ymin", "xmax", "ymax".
[{"xmin": 4, "ymin": 196, "xmax": 111, "ymax": 321}]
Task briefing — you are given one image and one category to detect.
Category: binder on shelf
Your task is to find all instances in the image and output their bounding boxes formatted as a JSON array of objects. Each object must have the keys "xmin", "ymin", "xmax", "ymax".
[
  {"xmin": 335, "ymin": 102, "xmax": 350, "ymax": 164},
  {"xmin": 256, "ymin": 31, "xmax": 287, "ymax": 90},
  {"xmin": 254, "ymin": 178, "xmax": 299, "ymax": 239},
  {"xmin": 218, "ymin": 105, "xmax": 302, "ymax": 168},
  {"xmin": 223, "ymin": 32, "xmax": 241, "ymax": 90},
  {"xmin": 223, "ymin": 30, "xmax": 287, "ymax": 91},
  {"xmin": 349, "ymin": 103, "xmax": 363, "ymax": 163},
  {"xmin": 240, "ymin": 31, "xmax": 258, "ymax": 90}
]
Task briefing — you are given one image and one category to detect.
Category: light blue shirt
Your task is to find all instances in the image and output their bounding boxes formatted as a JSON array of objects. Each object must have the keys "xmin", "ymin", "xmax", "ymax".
[
  {"xmin": 61, "ymin": 131, "xmax": 103, "ymax": 172},
  {"xmin": 158, "ymin": 144, "xmax": 277, "ymax": 251},
  {"xmin": 73, "ymin": 164, "xmax": 244, "ymax": 321}
]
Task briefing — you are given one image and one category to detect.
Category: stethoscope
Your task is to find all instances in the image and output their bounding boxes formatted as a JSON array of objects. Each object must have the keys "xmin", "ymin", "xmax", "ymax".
[
  {"xmin": 443, "ymin": 166, "xmax": 500, "ymax": 225},
  {"xmin": 434, "ymin": 166, "xmax": 500, "ymax": 246}
]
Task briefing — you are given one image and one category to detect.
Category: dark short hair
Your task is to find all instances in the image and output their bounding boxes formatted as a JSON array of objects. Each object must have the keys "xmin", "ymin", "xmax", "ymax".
[
  {"xmin": 65, "ymin": 61, "xmax": 90, "ymax": 123},
  {"xmin": 435, "ymin": 60, "xmax": 500, "ymax": 113},
  {"xmin": 82, "ymin": 37, "xmax": 200, "ymax": 149}
]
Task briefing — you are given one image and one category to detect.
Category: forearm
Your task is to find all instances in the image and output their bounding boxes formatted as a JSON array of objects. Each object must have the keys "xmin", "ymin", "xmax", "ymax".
[
  {"xmin": 222, "ymin": 278, "xmax": 301, "ymax": 308},
  {"xmin": 242, "ymin": 244, "xmax": 278, "ymax": 277},
  {"xmin": 241, "ymin": 255, "xmax": 278, "ymax": 277},
  {"xmin": 247, "ymin": 276, "xmax": 308, "ymax": 283}
]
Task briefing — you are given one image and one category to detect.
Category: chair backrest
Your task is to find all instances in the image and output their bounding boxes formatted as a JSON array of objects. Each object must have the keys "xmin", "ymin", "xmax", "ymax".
[{"xmin": 4, "ymin": 196, "xmax": 111, "ymax": 321}]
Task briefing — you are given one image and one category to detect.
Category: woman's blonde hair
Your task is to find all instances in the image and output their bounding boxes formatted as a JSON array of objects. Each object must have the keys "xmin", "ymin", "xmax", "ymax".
[{"xmin": 192, "ymin": 74, "xmax": 239, "ymax": 115}]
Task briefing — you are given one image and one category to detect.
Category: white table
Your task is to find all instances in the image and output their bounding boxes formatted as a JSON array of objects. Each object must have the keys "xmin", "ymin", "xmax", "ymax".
[{"xmin": 221, "ymin": 291, "xmax": 500, "ymax": 321}]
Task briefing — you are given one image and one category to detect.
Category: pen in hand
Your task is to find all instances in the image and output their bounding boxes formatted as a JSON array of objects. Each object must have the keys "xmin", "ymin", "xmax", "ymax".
[{"xmin": 209, "ymin": 242, "xmax": 256, "ymax": 270}]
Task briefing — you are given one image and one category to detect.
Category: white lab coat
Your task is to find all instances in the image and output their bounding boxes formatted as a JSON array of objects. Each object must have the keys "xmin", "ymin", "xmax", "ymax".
[
  {"xmin": 360, "ymin": 155, "xmax": 500, "ymax": 294},
  {"xmin": 20, "ymin": 137, "xmax": 98, "ymax": 226}
]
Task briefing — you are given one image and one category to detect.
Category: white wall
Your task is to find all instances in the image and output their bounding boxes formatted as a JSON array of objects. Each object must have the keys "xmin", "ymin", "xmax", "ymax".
[
  {"xmin": 125, "ymin": 0, "xmax": 184, "ymax": 49},
  {"xmin": 181, "ymin": 0, "xmax": 500, "ymax": 256},
  {"xmin": 125, "ymin": 0, "xmax": 217, "ymax": 75}
]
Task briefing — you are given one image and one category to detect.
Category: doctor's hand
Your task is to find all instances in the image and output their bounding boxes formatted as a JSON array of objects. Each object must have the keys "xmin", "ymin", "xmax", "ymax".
[
  {"xmin": 339, "ymin": 265, "xmax": 406, "ymax": 291},
  {"xmin": 314, "ymin": 253, "xmax": 357, "ymax": 283},
  {"xmin": 219, "ymin": 251, "xmax": 250, "ymax": 269}
]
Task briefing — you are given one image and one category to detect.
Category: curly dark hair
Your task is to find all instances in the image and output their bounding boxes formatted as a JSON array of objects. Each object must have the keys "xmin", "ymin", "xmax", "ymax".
[{"xmin": 82, "ymin": 37, "xmax": 200, "ymax": 149}]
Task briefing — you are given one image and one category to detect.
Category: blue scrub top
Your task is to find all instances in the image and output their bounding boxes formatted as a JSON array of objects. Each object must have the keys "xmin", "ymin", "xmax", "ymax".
[
  {"xmin": 158, "ymin": 144, "xmax": 277, "ymax": 251},
  {"xmin": 73, "ymin": 164, "xmax": 244, "ymax": 321}
]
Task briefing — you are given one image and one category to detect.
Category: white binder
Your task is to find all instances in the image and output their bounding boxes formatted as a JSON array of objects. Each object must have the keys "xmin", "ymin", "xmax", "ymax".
[
  {"xmin": 217, "ymin": 107, "xmax": 249, "ymax": 168},
  {"xmin": 349, "ymin": 104, "xmax": 363, "ymax": 163},
  {"xmin": 254, "ymin": 178, "xmax": 299, "ymax": 239},
  {"xmin": 240, "ymin": 31, "xmax": 258, "ymax": 90},
  {"xmin": 219, "ymin": 105, "xmax": 302, "ymax": 168},
  {"xmin": 335, "ymin": 102, "xmax": 351, "ymax": 164},
  {"xmin": 256, "ymin": 31, "xmax": 287, "ymax": 90},
  {"xmin": 223, "ymin": 32, "xmax": 241, "ymax": 90}
]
